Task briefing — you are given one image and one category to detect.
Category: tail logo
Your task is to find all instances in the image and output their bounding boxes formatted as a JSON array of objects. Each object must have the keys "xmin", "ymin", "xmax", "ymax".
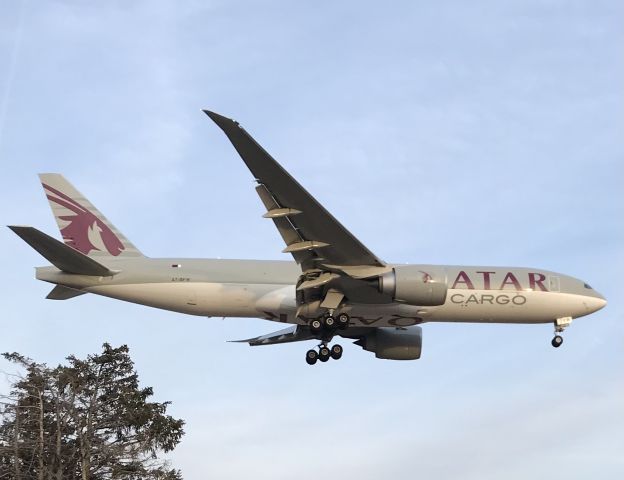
[{"xmin": 43, "ymin": 183, "xmax": 125, "ymax": 256}]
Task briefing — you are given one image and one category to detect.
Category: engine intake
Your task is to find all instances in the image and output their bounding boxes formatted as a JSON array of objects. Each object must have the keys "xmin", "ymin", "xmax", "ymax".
[
  {"xmin": 379, "ymin": 266, "xmax": 447, "ymax": 306},
  {"xmin": 355, "ymin": 326, "xmax": 423, "ymax": 360}
]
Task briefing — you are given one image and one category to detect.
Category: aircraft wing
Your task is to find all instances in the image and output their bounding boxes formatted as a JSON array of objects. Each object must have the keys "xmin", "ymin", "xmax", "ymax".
[
  {"xmin": 230, "ymin": 324, "xmax": 375, "ymax": 347},
  {"xmin": 204, "ymin": 110, "xmax": 385, "ymax": 269},
  {"xmin": 229, "ymin": 325, "xmax": 316, "ymax": 346}
]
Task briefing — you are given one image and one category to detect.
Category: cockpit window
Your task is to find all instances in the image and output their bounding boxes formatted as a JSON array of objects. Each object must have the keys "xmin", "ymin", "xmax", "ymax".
[{"xmin": 584, "ymin": 283, "xmax": 592, "ymax": 289}]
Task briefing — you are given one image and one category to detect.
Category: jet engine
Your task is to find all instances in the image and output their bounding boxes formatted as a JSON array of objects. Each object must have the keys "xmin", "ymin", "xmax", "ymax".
[
  {"xmin": 379, "ymin": 266, "xmax": 447, "ymax": 306},
  {"xmin": 355, "ymin": 326, "xmax": 423, "ymax": 360}
]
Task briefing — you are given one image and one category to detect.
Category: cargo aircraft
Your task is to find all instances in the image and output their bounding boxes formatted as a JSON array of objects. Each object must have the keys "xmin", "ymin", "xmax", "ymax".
[{"xmin": 10, "ymin": 111, "xmax": 607, "ymax": 365}]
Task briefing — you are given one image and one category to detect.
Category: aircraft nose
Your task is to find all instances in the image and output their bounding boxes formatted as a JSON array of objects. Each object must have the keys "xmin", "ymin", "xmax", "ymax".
[{"xmin": 585, "ymin": 292, "xmax": 607, "ymax": 314}]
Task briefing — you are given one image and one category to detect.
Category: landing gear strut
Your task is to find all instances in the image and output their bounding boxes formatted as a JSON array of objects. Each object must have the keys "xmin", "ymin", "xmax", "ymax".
[{"xmin": 551, "ymin": 317, "xmax": 572, "ymax": 348}]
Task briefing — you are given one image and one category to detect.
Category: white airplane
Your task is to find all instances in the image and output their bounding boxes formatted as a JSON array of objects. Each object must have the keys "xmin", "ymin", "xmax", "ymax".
[{"xmin": 10, "ymin": 111, "xmax": 606, "ymax": 365}]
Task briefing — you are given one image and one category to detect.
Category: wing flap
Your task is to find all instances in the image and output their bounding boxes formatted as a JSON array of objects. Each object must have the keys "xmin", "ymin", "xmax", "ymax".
[
  {"xmin": 255, "ymin": 183, "xmax": 313, "ymax": 265},
  {"xmin": 297, "ymin": 273, "xmax": 340, "ymax": 291}
]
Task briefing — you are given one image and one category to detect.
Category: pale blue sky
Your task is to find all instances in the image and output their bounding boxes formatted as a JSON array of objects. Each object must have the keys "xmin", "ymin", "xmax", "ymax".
[{"xmin": 1, "ymin": 1, "xmax": 623, "ymax": 478}]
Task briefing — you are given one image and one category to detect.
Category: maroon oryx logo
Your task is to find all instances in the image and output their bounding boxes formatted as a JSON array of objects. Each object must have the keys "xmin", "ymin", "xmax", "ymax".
[{"xmin": 43, "ymin": 183, "xmax": 124, "ymax": 256}]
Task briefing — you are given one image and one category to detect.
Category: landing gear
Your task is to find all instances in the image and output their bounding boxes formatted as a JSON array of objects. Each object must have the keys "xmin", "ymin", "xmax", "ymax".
[
  {"xmin": 337, "ymin": 313, "xmax": 350, "ymax": 329},
  {"xmin": 306, "ymin": 349, "xmax": 318, "ymax": 365},
  {"xmin": 551, "ymin": 317, "xmax": 572, "ymax": 348},
  {"xmin": 323, "ymin": 316, "xmax": 335, "ymax": 329},
  {"xmin": 309, "ymin": 312, "xmax": 349, "ymax": 333},
  {"xmin": 309, "ymin": 318, "xmax": 322, "ymax": 333},
  {"xmin": 305, "ymin": 343, "xmax": 344, "ymax": 365},
  {"xmin": 318, "ymin": 346, "xmax": 331, "ymax": 362},
  {"xmin": 330, "ymin": 344, "xmax": 343, "ymax": 360},
  {"xmin": 305, "ymin": 311, "xmax": 349, "ymax": 365}
]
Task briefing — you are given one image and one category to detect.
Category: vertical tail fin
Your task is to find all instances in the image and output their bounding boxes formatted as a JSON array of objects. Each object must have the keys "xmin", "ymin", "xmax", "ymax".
[{"xmin": 39, "ymin": 173, "xmax": 144, "ymax": 258}]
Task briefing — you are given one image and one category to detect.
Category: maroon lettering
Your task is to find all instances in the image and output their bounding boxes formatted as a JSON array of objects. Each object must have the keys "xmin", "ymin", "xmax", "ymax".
[
  {"xmin": 528, "ymin": 272, "xmax": 548, "ymax": 292},
  {"xmin": 451, "ymin": 271, "xmax": 474, "ymax": 289},
  {"xmin": 499, "ymin": 272, "xmax": 522, "ymax": 290},
  {"xmin": 477, "ymin": 271, "xmax": 496, "ymax": 290}
]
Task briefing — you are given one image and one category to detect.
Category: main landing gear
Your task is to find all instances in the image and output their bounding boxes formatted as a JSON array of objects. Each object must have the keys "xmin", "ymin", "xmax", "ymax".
[
  {"xmin": 551, "ymin": 316, "xmax": 572, "ymax": 348},
  {"xmin": 306, "ymin": 343, "xmax": 343, "ymax": 365},
  {"xmin": 309, "ymin": 312, "xmax": 350, "ymax": 334},
  {"xmin": 305, "ymin": 312, "xmax": 349, "ymax": 365}
]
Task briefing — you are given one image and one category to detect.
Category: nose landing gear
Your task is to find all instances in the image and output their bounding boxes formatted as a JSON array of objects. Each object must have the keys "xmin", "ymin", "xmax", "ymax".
[{"xmin": 551, "ymin": 317, "xmax": 572, "ymax": 348}]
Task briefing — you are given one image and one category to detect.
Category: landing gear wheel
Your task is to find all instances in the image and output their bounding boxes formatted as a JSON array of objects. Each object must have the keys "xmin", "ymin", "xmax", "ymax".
[
  {"xmin": 551, "ymin": 335, "xmax": 563, "ymax": 348},
  {"xmin": 330, "ymin": 344, "xmax": 343, "ymax": 360},
  {"xmin": 310, "ymin": 319, "xmax": 322, "ymax": 333},
  {"xmin": 305, "ymin": 349, "xmax": 318, "ymax": 365},
  {"xmin": 318, "ymin": 346, "xmax": 330, "ymax": 362},
  {"xmin": 337, "ymin": 313, "xmax": 349, "ymax": 330},
  {"xmin": 323, "ymin": 316, "xmax": 336, "ymax": 329}
]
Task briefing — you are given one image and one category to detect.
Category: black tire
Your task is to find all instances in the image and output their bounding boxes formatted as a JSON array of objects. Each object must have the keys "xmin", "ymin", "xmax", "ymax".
[
  {"xmin": 310, "ymin": 319, "xmax": 322, "ymax": 333},
  {"xmin": 337, "ymin": 313, "xmax": 349, "ymax": 329},
  {"xmin": 324, "ymin": 316, "xmax": 335, "ymax": 328},
  {"xmin": 551, "ymin": 335, "xmax": 563, "ymax": 348},
  {"xmin": 330, "ymin": 344, "xmax": 343, "ymax": 360},
  {"xmin": 319, "ymin": 346, "xmax": 330, "ymax": 362},
  {"xmin": 306, "ymin": 349, "xmax": 318, "ymax": 365}
]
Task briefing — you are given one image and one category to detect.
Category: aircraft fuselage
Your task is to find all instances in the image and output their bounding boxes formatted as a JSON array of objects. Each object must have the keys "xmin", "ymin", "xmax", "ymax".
[{"xmin": 35, "ymin": 259, "xmax": 606, "ymax": 328}]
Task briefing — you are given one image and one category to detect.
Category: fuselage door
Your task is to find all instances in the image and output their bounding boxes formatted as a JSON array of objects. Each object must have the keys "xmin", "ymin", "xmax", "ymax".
[{"xmin": 548, "ymin": 276, "xmax": 560, "ymax": 292}]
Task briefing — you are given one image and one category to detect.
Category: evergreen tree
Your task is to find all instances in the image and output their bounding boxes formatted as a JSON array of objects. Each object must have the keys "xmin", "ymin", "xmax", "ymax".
[{"xmin": 0, "ymin": 344, "xmax": 184, "ymax": 480}]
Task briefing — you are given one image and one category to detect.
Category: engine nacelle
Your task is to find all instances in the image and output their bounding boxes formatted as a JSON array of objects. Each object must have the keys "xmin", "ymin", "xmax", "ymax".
[
  {"xmin": 379, "ymin": 266, "xmax": 447, "ymax": 306},
  {"xmin": 355, "ymin": 326, "xmax": 423, "ymax": 360}
]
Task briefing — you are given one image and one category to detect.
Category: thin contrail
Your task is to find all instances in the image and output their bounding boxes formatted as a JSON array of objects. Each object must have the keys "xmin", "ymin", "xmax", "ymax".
[{"xmin": 0, "ymin": 0, "xmax": 27, "ymax": 152}]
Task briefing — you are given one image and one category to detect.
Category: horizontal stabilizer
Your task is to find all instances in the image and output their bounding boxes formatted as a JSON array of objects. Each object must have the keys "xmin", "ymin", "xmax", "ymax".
[
  {"xmin": 9, "ymin": 226, "xmax": 115, "ymax": 276},
  {"xmin": 229, "ymin": 325, "xmax": 316, "ymax": 346},
  {"xmin": 46, "ymin": 285, "xmax": 86, "ymax": 300}
]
